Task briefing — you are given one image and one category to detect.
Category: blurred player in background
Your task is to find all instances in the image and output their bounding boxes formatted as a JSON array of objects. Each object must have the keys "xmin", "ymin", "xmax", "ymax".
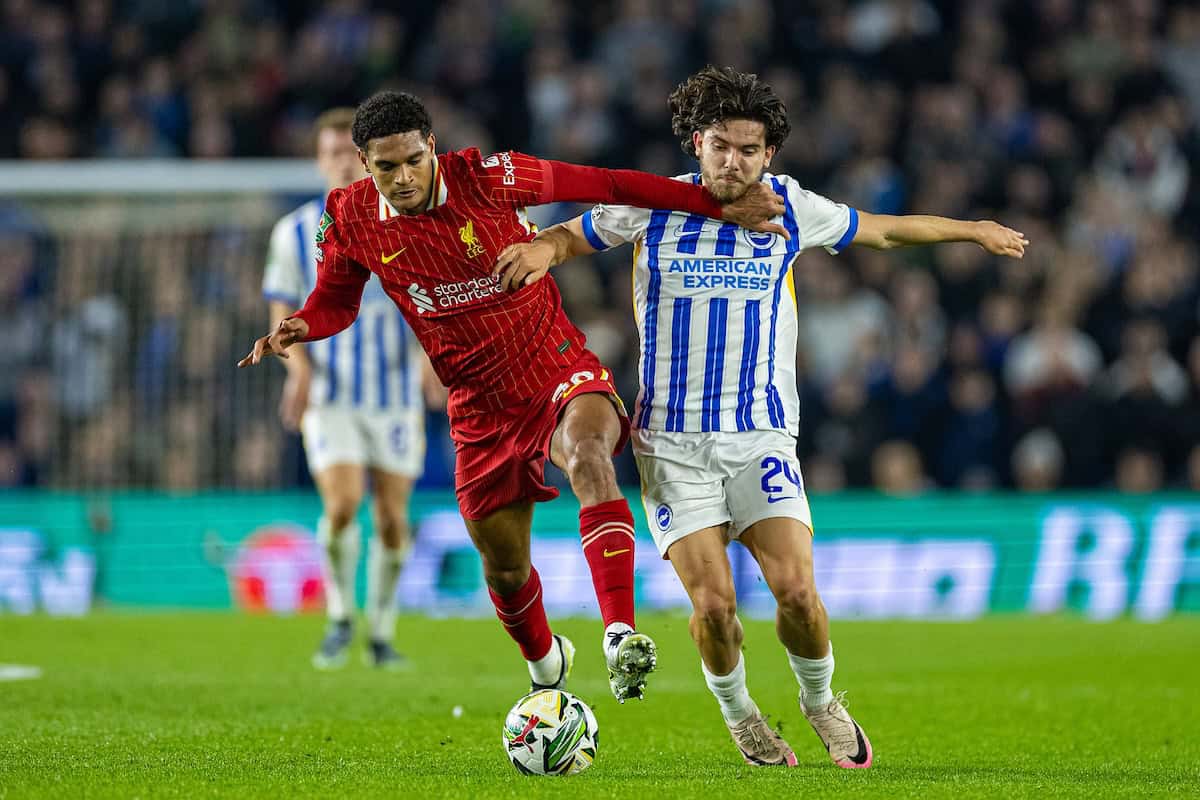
[
  {"xmin": 497, "ymin": 66, "xmax": 1028, "ymax": 766},
  {"xmin": 262, "ymin": 108, "xmax": 429, "ymax": 671},
  {"xmin": 241, "ymin": 90, "xmax": 786, "ymax": 701}
]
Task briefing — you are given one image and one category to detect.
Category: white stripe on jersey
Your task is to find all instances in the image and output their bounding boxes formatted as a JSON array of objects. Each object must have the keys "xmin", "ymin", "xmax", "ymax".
[
  {"xmin": 585, "ymin": 173, "xmax": 856, "ymax": 435},
  {"xmin": 262, "ymin": 198, "xmax": 424, "ymax": 412}
]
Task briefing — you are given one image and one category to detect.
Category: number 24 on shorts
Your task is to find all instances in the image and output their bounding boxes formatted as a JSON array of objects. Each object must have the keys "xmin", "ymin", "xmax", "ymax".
[{"xmin": 760, "ymin": 456, "xmax": 801, "ymax": 503}]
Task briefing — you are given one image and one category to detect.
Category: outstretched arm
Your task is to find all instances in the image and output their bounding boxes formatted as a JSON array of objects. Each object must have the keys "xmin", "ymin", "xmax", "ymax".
[
  {"xmin": 853, "ymin": 212, "xmax": 1029, "ymax": 257},
  {"xmin": 541, "ymin": 160, "xmax": 787, "ymax": 237}
]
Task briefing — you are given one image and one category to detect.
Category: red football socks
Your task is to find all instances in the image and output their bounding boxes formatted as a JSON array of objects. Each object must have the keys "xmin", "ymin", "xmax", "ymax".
[
  {"xmin": 488, "ymin": 567, "xmax": 554, "ymax": 661},
  {"xmin": 579, "ymin": 499, "xmax": 637, "ymax": 629}
]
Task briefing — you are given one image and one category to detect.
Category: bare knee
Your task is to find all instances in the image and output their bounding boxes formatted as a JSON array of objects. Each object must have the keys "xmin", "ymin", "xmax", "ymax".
[
  {"xmin": 564, "ymin": 436, "xmax": 617, "ymax": 499},
  {"xmin": 691, "ymin": 587, "xmax": 739, "ymax": 635},
  {"xmin": 774, "ymin": 580, "xmax": 822, "ymax": 624},
  {"xmin": 372, "ymin": 500, "xmax": 410, "ymax": 549},
  {"xmin": 484, "ymin": 565, "xmax": 532, "ymax": 597},
  {"xmin": 324, "ymin": 494, "xmax": 362, "ymax": 532}
]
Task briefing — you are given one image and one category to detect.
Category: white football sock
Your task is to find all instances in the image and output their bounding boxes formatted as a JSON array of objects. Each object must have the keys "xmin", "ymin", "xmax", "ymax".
[
  {"xmin": 528, "ymin": 638, "xmax": 564, "ymax": 686},
  {"xmin": 702, "ymin": 653, "xmax": 758, "ymax": 725},
  {"xmin": 316, "ymin": 517, "xmax": 360, "ymax": 622},
  {"xmin": 603, "ymin": 621, "xmax": 634, "ymax": 650},
  {"xmin": 366, "ymin": 537, "xmax": 407, "ymax": 642},
  {"xmin": 788, "ymin": 642, "xmax": 835, "ymax": 710}
]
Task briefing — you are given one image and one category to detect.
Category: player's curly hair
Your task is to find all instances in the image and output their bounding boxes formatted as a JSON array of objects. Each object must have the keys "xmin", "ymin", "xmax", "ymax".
[
  {"xmin": 669, "ymin": 66, "xmax": 791, "ymax": 158},
  {"xmin": 351, "ymin": 90, "xmax": 433, "ymax": 149}
]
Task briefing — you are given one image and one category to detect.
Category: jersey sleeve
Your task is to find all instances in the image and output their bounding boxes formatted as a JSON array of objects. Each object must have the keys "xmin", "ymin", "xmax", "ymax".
[
  {"xmin": 292, "ymin": 188, "xmax": 370, "ymax": 341},
  {"xmin": 582, "ymin": 204, "xmax": 652, "ymax": 250},
  {"xmin": 262, "ymin": 215, "xmax": 305, "ymax": 305},
  {"xmin": 468, "ymin": 148, "xmax": 550, "ymax": 209},
  {"xmin": 785, "ymin": 181, "xmax": 859, "ymax": 254}
]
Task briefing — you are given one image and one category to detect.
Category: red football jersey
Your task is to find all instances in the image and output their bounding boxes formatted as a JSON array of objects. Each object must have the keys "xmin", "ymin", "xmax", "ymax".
[{"xmin": 294, "ymin": 147, "xmax": 726, "ymax": 418}]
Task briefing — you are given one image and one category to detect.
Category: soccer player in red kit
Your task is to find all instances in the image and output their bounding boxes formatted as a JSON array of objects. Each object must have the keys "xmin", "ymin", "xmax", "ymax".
[{"xmin": 240, "ymin": 90, "xmax": 786, "ymax": 701}]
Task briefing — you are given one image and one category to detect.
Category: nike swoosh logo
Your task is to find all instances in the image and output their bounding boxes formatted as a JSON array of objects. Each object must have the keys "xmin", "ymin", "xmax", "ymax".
[
  {"xmin": 602, "ymin": 548, "xmax": 630, "ymax": 558},
  {"xmin": 766, "ymin": 495, "xmax": 799, "ymax": 504},
  {"xmin": 381, "ymin": 248, "xmax": 406, "ymax": 263}
]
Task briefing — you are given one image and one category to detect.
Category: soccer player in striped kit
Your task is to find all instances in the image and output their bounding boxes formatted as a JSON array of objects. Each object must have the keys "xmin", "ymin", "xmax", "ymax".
[
  {"xmin": 241, "ymin": 91, "xmax": 787, "ymax": 701},
  {"xmin": 496, "ymin": 66, "xmax": 1028, "ymax": 765},
  {"xmin": 262, "ymin": 109, "xmax": 430, "ymax": 670}
]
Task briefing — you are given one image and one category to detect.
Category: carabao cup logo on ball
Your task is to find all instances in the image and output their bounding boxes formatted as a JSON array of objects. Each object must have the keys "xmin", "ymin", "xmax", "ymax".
[
  {"xmin": 655, "ymin": 504, "xmax": 672, "ymax": 531},
  {"xmin": 230, "ymin": 525, "xmax": 324, "ymax": 614}
]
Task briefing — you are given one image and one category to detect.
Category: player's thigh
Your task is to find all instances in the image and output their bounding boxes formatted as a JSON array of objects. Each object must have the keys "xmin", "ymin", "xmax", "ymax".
[
  {"xmin": 312, "ymin": 463, "xmax": 367, "ymax": 522},
  {"xmin": 632, "ymin": 430, "xmax": 731, "ymax": 558},
  {"xmin": 665, "ymin": 526, "xmax": 738, "ymax": 614},
  {"xmin": 463, "ymin": 500, "xmax": 536, "ymax": 576},
  {"xmin": 739, "ymin": 515, "xmax": 817, "ymax": 595},
  {"xmin": 368, "ymin": 466, "xmax": 415, "ymax": 528},
  {"xmin": 362, "ymin": 411, "xmax": 426, "ymax": 479},
  {"xmin": 724, "ymin": 432, "xmax": 813, "ymax": 543}
]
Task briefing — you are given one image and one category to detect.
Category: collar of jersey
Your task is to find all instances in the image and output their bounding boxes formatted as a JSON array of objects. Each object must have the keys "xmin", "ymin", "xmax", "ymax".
[{"xmin": 378, "ymin": 155, "xmax": 448, "ymax": 220}]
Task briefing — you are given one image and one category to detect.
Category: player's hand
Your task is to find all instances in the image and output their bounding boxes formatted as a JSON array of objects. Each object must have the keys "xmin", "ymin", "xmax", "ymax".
[
  {"xmin": 237, "ymin": 317, "xmax": 309, "ymax": 367},
  {"xmin": 720, "ymin": 183, "xmax": 790, "ymax": 239},
  {"xmin": 493, "ymin": 240, "xmax": 555, "ymax": 291},
  {"xmin": 278, "ymin": 366, "xmax": 310, "ymax": 431},
  {"xmin": 974, "ymin": 221, "xmax": 1029, "ymax": 258}
]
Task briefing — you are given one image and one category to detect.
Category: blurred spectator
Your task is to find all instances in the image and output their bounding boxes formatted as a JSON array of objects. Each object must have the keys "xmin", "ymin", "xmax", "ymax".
[
  {"xmin": 1012, "ymin": 428, "xmax": 1065, "ymax": 492},
  {"xmin": 871, "ymin": 440, "xmax": 929, "ymax": 495},
  {"xmin": 1114, "ymin": 446, "xmax": 1165, "ymax": 493},
  {"xmin": 796, "ymin": 251, "xmax": 891, "ymax": 386}
]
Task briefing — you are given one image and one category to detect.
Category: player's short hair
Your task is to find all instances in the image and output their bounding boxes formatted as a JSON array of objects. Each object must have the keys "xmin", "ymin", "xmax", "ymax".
[
  {"xmin": 351, "ymin": 91, "xmax": 433, "ymax": 150},
  {"xmin": 669, "ymin": 66, "xmax": 791, "ymax": 157}
]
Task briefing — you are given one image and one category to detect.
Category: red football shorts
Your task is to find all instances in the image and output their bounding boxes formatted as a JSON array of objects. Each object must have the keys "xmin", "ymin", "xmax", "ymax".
[{"xmin": 451, "ymin": 350, "xmax": 631, "ymax": 521}]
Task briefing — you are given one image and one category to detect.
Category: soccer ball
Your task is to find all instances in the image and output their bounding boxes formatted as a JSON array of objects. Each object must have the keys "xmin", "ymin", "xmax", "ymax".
[{"xmin": 502, "ymin": 689, "xmax": 599, "ymax": 776}]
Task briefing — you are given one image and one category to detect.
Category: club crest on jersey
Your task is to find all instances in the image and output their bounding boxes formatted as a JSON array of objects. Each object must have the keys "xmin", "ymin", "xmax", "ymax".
[
  {"xmin": 314, "ymin": 211, "xmax": 334, "ymax": 244},
  {"xmin": 459, "ymin": 220, "xmax": 485, "ymax": 258},
  {"xmin": 742, "ymin": 228, "xmax": 778, "ymax": 250}
]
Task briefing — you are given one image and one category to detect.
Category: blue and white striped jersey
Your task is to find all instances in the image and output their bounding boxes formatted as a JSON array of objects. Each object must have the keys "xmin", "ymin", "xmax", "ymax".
[
  {"xmin": 584, "ymin": 173, "xmax": 857, "ymax": 435},
  {"xmin": 263, "ymin": 198, "xmax": 424, "ymax": 412}
]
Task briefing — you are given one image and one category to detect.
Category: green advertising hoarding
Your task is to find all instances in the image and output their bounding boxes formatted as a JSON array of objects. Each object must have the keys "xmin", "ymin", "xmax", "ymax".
[{"xmin": 1, "ymin": 491, "xmax": 1198, "ymax": 619}]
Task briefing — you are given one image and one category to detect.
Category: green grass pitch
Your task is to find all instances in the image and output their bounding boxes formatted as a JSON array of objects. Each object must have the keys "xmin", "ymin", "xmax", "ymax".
[{"xmin": 1, "ymin": 612, "xmax": 1197, "ymax": 798}]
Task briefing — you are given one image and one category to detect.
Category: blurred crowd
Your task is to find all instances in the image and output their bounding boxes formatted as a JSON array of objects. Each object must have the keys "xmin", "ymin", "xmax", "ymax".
[{"xmin": 3, "ymin": 0, "xmax": 1200, "ymax": 494}]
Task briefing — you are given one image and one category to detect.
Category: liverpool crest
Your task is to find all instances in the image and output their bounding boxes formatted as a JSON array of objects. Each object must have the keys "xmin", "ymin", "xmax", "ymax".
[{"xmin": 459, "ymin": 220, "xmax": 485, "ymax": 258}]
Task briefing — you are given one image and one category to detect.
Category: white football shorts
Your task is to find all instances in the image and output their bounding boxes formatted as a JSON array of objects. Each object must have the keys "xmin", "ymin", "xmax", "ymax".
[
  {"xmin": 631, "ymin": 428, "xmax": 812, "ymax": 558},
  {"xmin": 301, "ymin": 405, "xmax": 425, "ymax": 478}
]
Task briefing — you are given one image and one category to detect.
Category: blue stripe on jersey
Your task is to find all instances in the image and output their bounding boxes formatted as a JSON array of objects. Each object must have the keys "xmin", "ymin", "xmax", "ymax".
[
  {"xmin": 675, "ymin": 214, "xmax": 707, "ymax": 255},
  {"xmin": 351, "ymin": 320, "xmax": 363, "ymax": 406},
  {"xmin": 665, "ymin": 297, "xmax": 692, "ymax": 432},
  {"xmin": 397, "ymin": 311, "xmax": 412, "ymax": 408},
  {"xmin": 637, "ymin": 210, "xmax": 671, "ymax": 429},
  {"xmin": 832, "ymin": 207, "xmax": 859, "ymax": 253},
  {"xmin": 375, "ymin": 313, "xmax": 389, "ymax": 409},
  {"xmin": 715, "ymin": 223, "xmax": 737, "ymax": 256},
  {"xmin": 765, "ymin": 178, "xmax": 802, "ymax": 428},
  {"xmin": 581, "ymin": 210, "xmax": 608, "ymax": 251},
  {"xmin": 736, "ymin": 300, "xmax": 761, "ymax": 431},
  {"xmin": 293, "ymin": 217, "xmax": 310, "ymax": 292},
  {"xmin": 701, "ymin": 297, "xmax": 729, "ymax": 432}
]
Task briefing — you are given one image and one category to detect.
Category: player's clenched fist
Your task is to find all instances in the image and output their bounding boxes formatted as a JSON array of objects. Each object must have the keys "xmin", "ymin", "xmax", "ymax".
[{"xmin": 238, "ymin": 317, "xmax": 310, "ymax": 367}]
